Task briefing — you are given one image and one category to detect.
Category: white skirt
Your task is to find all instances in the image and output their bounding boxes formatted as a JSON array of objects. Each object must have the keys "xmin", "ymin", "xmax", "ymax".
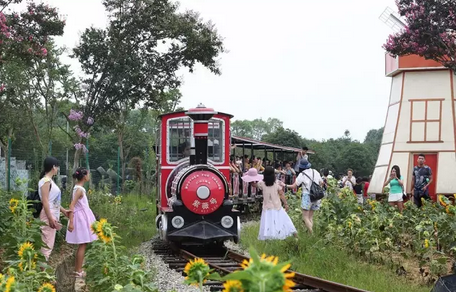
[
  {"xmin": 258, "ymin": 208, "xmax": 297, "ymax": 240},
  {"xmin": 388, "ymin": 192, "xmax": 403, "ymax": 202}
]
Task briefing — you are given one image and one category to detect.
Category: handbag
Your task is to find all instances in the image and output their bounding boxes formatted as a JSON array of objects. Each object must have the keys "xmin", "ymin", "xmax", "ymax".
[
  {"xmin": 302, "ymin": 170, "xmax": 325, "ymax": 202},
  {"xmin": 401, "ymin": 185, "xmax": 407, "ymax": 201},
  {"xmin": 27, "ymin": 182, "xmax": 52, "ymax": 218}
]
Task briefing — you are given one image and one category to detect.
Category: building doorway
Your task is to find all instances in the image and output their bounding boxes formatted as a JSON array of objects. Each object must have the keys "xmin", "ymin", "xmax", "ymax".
[{"xmin": 412, "ymin": 153, "xmax": 438, "ymax": 201}]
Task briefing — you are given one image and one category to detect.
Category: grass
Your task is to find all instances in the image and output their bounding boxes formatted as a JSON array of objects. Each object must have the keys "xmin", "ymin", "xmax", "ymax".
[
  {"xmin": 240, "ymin": 222, "xmax": 431, "ymax": 292},
  {"xmin": 90, "ymin": 193, "xmax": 157, "ymax": 248}
]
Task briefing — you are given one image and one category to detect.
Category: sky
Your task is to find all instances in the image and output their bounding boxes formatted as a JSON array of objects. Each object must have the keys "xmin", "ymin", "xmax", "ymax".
[{"xmin": 20, "ymin": 0, "xmax": 398, "ymax": 142}]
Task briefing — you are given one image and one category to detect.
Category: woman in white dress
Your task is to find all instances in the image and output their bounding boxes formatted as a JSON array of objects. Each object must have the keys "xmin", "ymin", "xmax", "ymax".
[{"xmin": 243, "ymin": 167, "xmax": 297, "ymax": 240}]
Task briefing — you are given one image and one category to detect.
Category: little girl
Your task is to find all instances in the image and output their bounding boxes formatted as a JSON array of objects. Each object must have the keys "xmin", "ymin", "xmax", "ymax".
[{"xmin": 66, "ymin": 167, "xmax": 97, "ymax": 278}]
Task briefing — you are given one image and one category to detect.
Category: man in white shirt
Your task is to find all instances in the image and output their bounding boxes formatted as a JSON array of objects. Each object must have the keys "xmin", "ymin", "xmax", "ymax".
[
  {"xmin": 285, "ymin": 158, "xmax": 323, "ymax": 234},
  {"xmin": 342, "ymin": 169, "xmax": 356, "ymax": 190}
]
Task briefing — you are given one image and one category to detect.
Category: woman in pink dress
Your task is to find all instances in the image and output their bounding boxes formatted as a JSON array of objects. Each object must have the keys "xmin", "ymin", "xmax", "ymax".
[{"xmin": 66, "ymin": 167, "xmax": 97, "ymax": 278}]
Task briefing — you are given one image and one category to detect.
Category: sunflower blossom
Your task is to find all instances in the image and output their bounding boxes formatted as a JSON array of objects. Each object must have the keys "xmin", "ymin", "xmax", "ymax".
[
  {"xmin": 184, "ymin": 258, "xmax": 210, "ymax": 286},
  {"xmin": 9, "ymin": 198, "xmax": 19, "ymax": 213},
  {"xmin": 18, "ymin": 242, "xmax": 34, "ymax": 259},
  {"xmin": 223, "ymin": 280, "xmax": 243, "ymax": 292},
  {"xmin": 37, "ymin": 282, "xmax": 56, "ymax": 292},
  {"xmin": 237, "ymin": 252, "xmax": 295, "ymax": 292},
  {"xmin": 96, "ymin": 218, "xmax": 114, "ymax": 243},
  {"xmin": 5, "ymin": 276, "xmax": 15, "ymax": 292},
  {"xmin": 424, "ymin": 239, "xmax": 430, "ymax": 248}
]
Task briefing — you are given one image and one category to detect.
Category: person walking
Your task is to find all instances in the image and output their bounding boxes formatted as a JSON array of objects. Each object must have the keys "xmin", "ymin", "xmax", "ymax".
[
  {"xmin": 285, "ymin": 158, "xmax": 323, "ymax": 234},
  {"xmin": 384, "ymin": 165, "xmax": 404, "ymax": 212},
  {"xmin": 66, "ymin": 167, "xmax": 98, "ymax": 278},
  {"xmin": 38, "ymin": 157, "xmax": 69, "ymax": 261},
  {"xmin": 246, "ymin": 166, "xmax": 297, "ymax": 240}
]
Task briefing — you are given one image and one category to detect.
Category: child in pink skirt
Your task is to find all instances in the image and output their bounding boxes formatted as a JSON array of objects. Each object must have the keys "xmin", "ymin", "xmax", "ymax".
[{"xmin": 66, "ymin": 167, "xmax": 97, "ymax": 278}]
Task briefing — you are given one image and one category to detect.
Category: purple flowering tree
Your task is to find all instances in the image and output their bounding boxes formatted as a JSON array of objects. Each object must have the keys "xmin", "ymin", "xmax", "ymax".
[
  {"xmin": 383, "ymin": 0, "xmax": 456, "ymax": 71},
  {"xmin": 0, "ymin": 0, "xmax": 65, "ymax": 94},
  {"xmin": 67, "ymin": 109, "xmax": 94, "ymax": 169}
]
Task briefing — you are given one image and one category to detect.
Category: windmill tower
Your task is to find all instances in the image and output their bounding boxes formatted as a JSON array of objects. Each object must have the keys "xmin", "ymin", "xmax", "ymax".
[{"xmin": 369, "ymin": 7, "xmax": 456, "ymax": 200}]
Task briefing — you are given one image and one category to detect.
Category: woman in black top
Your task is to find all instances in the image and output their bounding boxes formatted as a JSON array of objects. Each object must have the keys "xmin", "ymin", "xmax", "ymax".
[{"xmin": 353, "ymin": 177, "xmax": 364, "ymax": 204}]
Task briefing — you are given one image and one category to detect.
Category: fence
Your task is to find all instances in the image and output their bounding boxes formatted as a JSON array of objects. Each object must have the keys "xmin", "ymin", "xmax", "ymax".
[{"xmin": 0, "ymin": 137, "xmax": 156, "ymax": 196}]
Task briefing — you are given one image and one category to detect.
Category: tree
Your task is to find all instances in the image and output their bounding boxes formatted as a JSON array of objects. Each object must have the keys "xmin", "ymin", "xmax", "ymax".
[
  {"xmin": 70, "ymin": 0, "xmax": 225, "ymax": 169},
  {"xmin": 231, "ymin": 118, "xmax": 283, "ymax": 140},
  {"xmin": 0, "ymin": 1, "xmax": 65, "ymax": 91},
  {"xmin": 335, "ymin": 143, "xmax": 376, "ymax": 177},
  {"xmin": 262, "ymin": 127, "xmax": 302, "ymax": 148},
  {"xmin": 383, "ymin": 0, "xmax": 456, "ymax": 72},
  {"xmin": 364, "ymin": 127, "xmax": 384, "ymax": 154}
]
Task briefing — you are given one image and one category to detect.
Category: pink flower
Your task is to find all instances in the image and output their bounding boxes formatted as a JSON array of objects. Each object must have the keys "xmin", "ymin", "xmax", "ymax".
[
  {"xmin": 0, "ymin": 84, "xmax": 5, "ymax": 92},
  {"xmin": 87, "ymin": 117, "xmax": 94, "ymax": 125},
  {"xmin": 41, "ymin": 48, "xmax": 48, "ymax": 56},
  {"xmin": 74, "ymin": 143, "xmax": 88, "ymax": 153},
  {"xmin": 68, "ymin": 109, "xmax": 83, "ymax": 121},
  {"xmin": 74, "ymin": 126, "xmax": 89, "ymax": 138}
]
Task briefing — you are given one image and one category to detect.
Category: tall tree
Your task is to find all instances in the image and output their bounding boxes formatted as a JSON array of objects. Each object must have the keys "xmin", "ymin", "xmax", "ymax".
[
  {"xmin": 383, "ymin": 0, "xmax": 456, "ymax": 71},
  {"xmin": 70, "ymin": 0, "xmax": 225, "ymax": 169},
  {"xmin": 0, "ymin": 0, "xmax": 65, "ymax": 188},
  {"xmin": 0, "ymin": 1, "xmax": 65, "ymax": 88}
]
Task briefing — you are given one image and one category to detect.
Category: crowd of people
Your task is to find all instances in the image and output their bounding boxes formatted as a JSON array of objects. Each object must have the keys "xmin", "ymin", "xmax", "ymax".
[{"xmin": 229, "ymin": 149, "xmax": 435, "ymax": 241}]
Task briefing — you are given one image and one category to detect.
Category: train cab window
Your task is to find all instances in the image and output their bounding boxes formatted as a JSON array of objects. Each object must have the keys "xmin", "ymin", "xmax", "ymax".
[
  {"xmin": 168, "ymin": 117, "xmax": 192, "ymax": 162},
  {"xmin": 208, "ymin": 119, "xmax": 224, "ymax": 163}
]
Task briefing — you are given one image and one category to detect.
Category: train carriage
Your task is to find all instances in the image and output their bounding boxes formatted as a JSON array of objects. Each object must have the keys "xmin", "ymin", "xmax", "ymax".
[{"xmin": 154, "ymin": 104, "xmax": 307, "ymax": 246}]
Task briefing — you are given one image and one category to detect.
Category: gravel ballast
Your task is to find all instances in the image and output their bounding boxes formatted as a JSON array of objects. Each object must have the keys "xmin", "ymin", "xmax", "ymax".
[{"xmin": 139, "ymin": 239, "xmax": 212, "ymax": 292}]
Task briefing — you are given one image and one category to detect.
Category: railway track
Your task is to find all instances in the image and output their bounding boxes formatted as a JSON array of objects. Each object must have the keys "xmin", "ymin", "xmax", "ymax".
[{"xmin": 152, "ymin": 241, "xmax": 370, "ymax": 292}]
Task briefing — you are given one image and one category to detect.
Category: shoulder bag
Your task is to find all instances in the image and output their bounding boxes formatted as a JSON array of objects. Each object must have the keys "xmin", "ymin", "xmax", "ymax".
[{"xmin": 302, "ymin": 170, "xmax": 325, "ymax": 202}]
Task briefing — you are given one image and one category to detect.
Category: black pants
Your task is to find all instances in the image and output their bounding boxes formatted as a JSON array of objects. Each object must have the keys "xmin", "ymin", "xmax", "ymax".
[{"xmin": 413, "ymin": 189, "xmax": 430, "ymax": 208}]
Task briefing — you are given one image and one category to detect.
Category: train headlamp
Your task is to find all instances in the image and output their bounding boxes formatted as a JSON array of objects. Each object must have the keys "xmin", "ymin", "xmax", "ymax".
[
  {"xmin": 221, "ymin": 216, "xmax": 234, "ymax": 229},
  {"xmin": 196, "ymin": 186, "xmax": 210, "ymax": 200},
  {"xmin": 171, "ymin": 216, "xmax": 185, "ymax": 229}
]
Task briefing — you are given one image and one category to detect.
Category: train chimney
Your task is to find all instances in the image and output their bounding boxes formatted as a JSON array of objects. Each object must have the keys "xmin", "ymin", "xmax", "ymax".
[{"xmin": 185, "ymin": 103, "xmax": 217, "ymax": 165}]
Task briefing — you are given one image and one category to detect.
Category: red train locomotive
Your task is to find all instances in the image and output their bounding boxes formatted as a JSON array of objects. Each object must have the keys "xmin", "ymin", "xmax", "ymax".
[{"xmin": 155, "ymin": 104, "xmax": 241, "ymax": 245}]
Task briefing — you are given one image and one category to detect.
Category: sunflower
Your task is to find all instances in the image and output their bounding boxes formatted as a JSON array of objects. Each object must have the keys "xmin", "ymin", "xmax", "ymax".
[
  {"xmin": 424, "ymin": 239, "xmax": 430, "ymax": 248},
  {"xmin": 240, "ymin": 253, "xmax": 295, "ymax": 291},
  {"xmin": 438, "ymin": 195, "xmax": 447, "ymax": 207},
  {"xmin": 280, "ymin": 264, "xmax": 296, "ymax": 291},
  {"xmin": 0, "ymin": 273, "xmax": 4, "ymax": 284},
  {"xmin": 184, "ymin": 258, "xmax": 210, "ymax": 286},
  {"xmin": 223, "ymin": 280, "xmax": 243, "ymax": 292},
  {"xmin": 18, "ymin": 242, "xmax": 34, "ymax": 259},
  {"xmin": 90, "ymin": 221, "xmax": 99, "ymax": 234},
  {"xmin": 5, "ymin": 276, "xmax": 15, "ymax": 292},
  {"xmin": 37, "ymin": 282, "xmax": 56, "ymax": 292},
  {"xmin": 9, "ymin": 198, "xmax": 19, "ymax": 213},
  {"xmin": 96, "ymin": 219, "xmax": 114, "ymax": 243}
]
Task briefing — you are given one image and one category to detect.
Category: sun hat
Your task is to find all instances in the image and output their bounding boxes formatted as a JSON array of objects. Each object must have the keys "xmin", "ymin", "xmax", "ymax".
[
  {"xmin": 241, "ymin": 168, "xmax": 264, "ymax": 183},
  {"xmin": 297, "ymin": 158, "xmax": 312, "ymax": 170}
]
